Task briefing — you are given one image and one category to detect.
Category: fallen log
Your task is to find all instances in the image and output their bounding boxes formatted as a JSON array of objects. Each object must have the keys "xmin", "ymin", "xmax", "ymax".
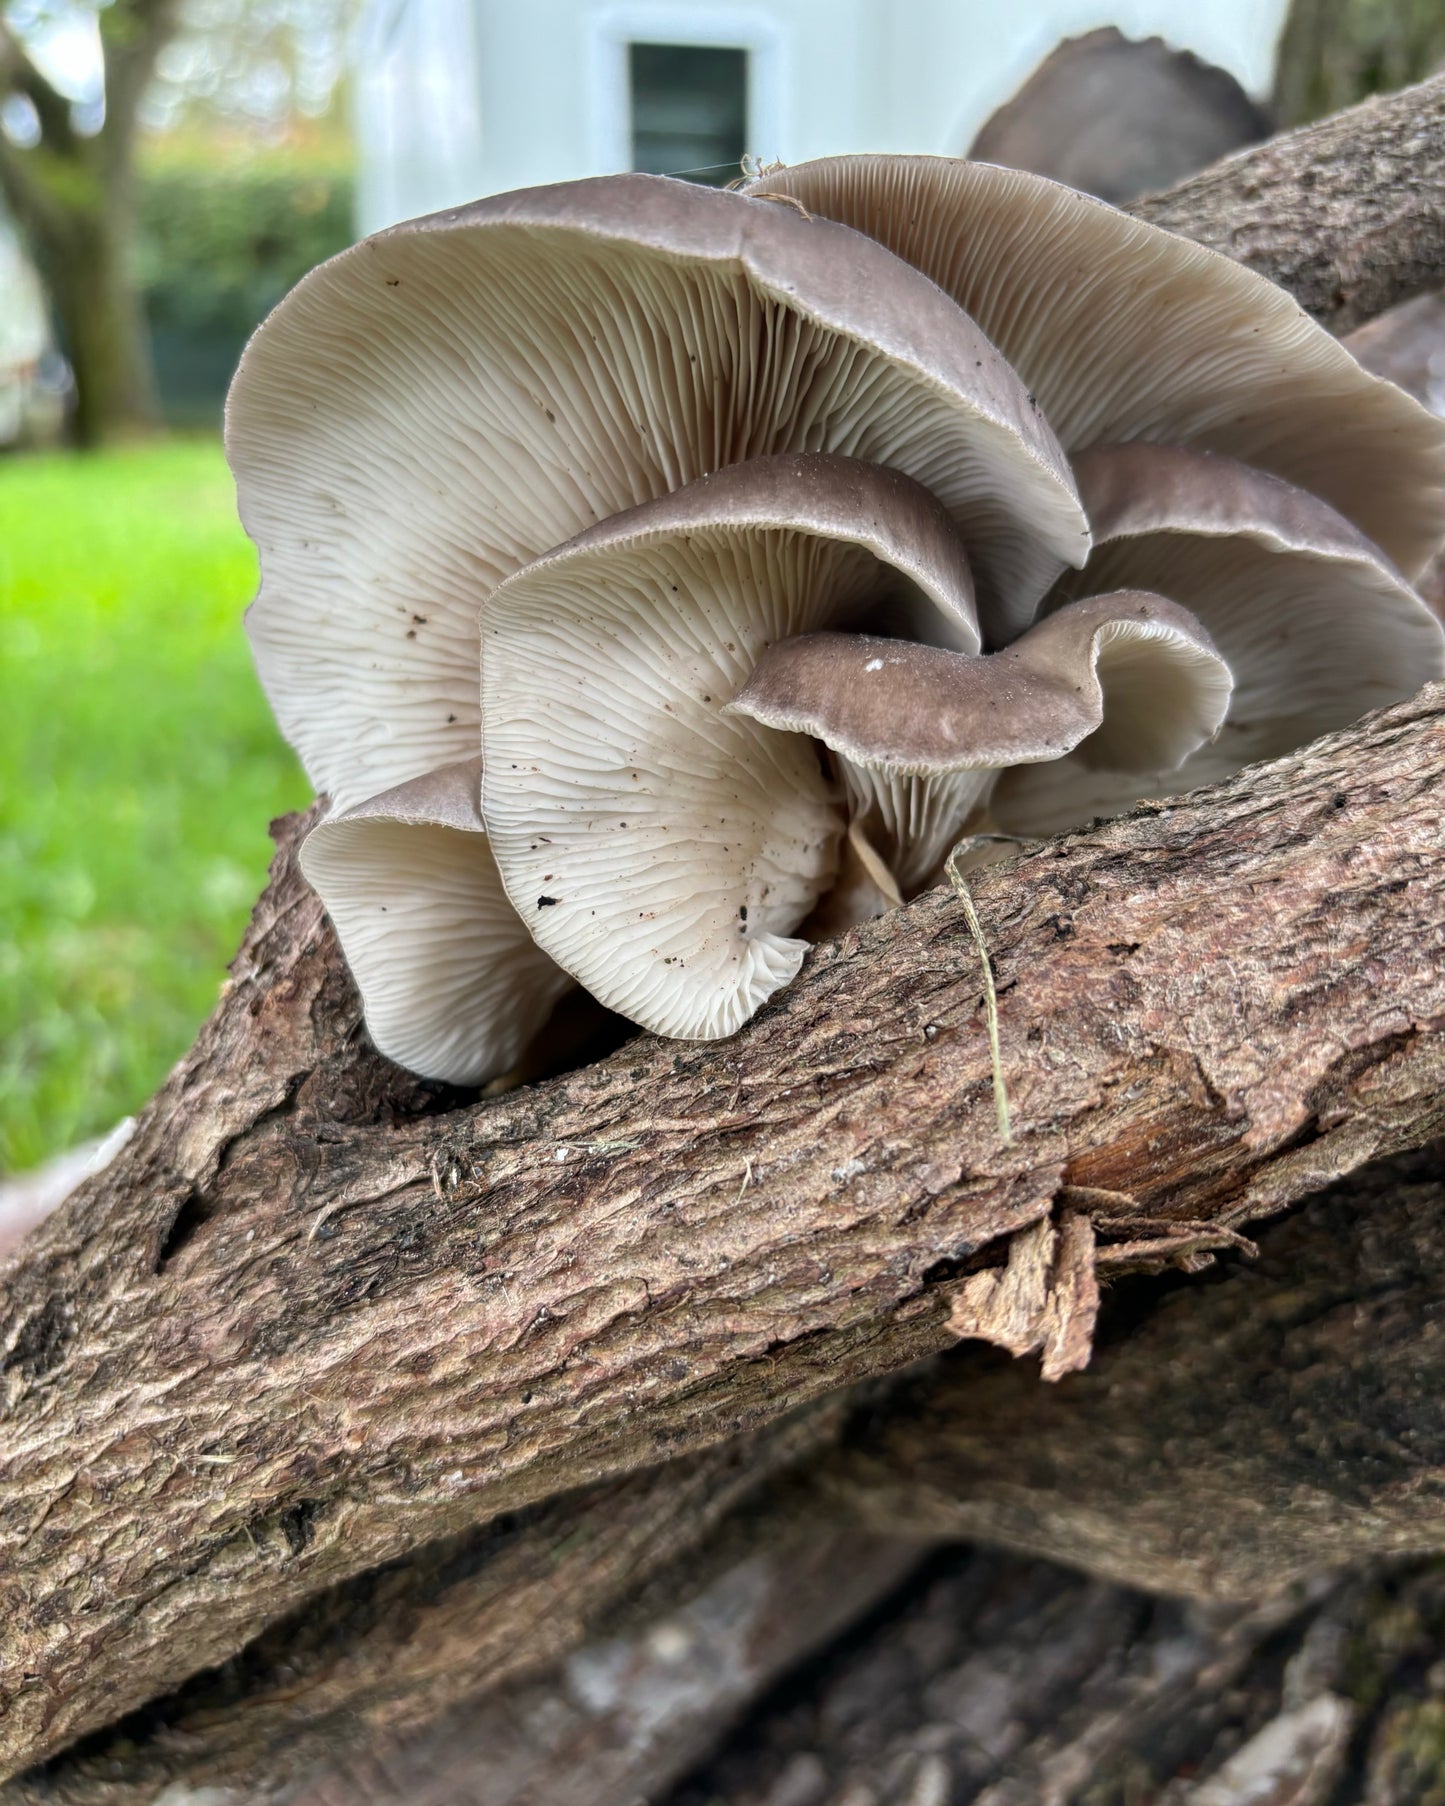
[
  {"xmin": 19, "ymin": 1140, "xmax": 1445, "ymax": 1803},
  {"xmin": 4, "ymin": 678, "xmax": 1441, "ymax": 1779}
]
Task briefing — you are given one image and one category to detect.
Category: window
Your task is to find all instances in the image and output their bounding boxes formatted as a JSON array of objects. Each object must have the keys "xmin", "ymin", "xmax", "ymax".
[{"xmin": 628, "ymin": 42, "xmax": 748, "ymax": 186}]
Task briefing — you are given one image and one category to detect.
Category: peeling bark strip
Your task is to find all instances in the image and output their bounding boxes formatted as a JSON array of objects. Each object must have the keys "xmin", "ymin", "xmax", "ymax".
[
  {"xmin": 945, "ymin": 1210, "xmax": 1098, "ymax": 1380},
  {"xmin": 1131, "ymin": 70, "xmax": 1445, "ymax": 329},
  {"xmin": 2, "ymin": 685, "xmax": 1442, "ymax": 1779},
  {"xmin": 815, "ymin": 1139, "xmax": 1445, "ymax": 1603}
]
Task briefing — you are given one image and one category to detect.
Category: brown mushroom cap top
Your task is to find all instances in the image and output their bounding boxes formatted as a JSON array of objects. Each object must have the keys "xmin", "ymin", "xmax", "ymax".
[
  {"xmin": 730, "ymin": 590, "xmax": 1232, "ymax": 776},
  {"xmin": 1071, "ymin": 442, "xmax": 1408, "ymax": 568},
  {"xmin": 745, "ymin": 155, "xmax": 1445, "ymax": 579}
]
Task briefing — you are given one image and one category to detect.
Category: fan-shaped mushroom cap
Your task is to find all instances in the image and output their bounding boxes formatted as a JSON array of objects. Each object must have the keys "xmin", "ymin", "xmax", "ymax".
[
  {"xmin": 481, "ymin": 455, "xmax": 987, "ymax": 1041},
  {"xmin": 745, "ymin": 156, "xmax": 1445, "ymax": 578},
  {"xmin": 992, "ymin": 444, "xmax": 1445, "ymax": 836},
  {"xmin": 731, "ymin": 588, "xmax": 1230, "ymax": 895},
  {"xmin": 298, "ymin": 759, "xmax": 573, "ymax": 1084},
  {"xmin": 230, "ymin": 172, "xmax": 1087, "ymax": 814},
  {"xmin": 731, "ymin": 590, "xmax": 1232, "ymax": 774}
]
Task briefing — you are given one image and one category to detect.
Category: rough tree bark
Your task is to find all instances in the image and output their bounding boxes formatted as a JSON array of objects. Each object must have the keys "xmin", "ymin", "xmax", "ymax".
[
  {"xmin": 1133, "ymin": 68, "xmax": 1445, "ymax": 332},
  {"xmin": 4, "ymin": 76, "xmax": 1445, "ymax": 1805},
  {"xmin": 0, "ymin": 0, "xmax": 179, "ymax": 444},
  {"xmin": 14, "ymin": 1135, "xmax": 1445, "ymax": 1805}
]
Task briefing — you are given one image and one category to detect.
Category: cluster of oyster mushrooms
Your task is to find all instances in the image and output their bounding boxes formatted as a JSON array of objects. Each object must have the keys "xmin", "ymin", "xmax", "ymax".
[{"xmin": 227, "ymin": 156, "xmax": 1445, "ymax": 1084}]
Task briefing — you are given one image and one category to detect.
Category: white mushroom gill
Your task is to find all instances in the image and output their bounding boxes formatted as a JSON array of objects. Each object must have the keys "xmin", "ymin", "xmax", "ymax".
[
  {"xmin": 481, "ymin": 456, "xmax": 982, "ymax": 1040},
  {"xmin": 745, "ymin": 157, "xmax": 1445, "ymax": 578},
  {"xmin": 228, "ymin": 159, "xmax": 1445, "ymax": 1083},
  {"xmin": 297, "ymin": 759, "xmax": 574, "ymax": 1084},
  {"xmin": 231, "ymin": 172, "xmax": 1085, "ymax": 818}
]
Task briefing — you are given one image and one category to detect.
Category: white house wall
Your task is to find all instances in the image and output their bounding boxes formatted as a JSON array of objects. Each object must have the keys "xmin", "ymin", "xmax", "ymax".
[
  {"xmin": 355, "ymin": 0, "xmax": 487, "ymax": 231},
  {"xmin": 356, "ymin": 0, "xmax": 1291, "ymax": 233}
]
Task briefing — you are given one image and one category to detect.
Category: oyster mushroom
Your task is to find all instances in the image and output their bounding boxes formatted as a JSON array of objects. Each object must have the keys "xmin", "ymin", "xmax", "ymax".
[
  {"xmin": 226, "ymin": 161, "xmax": 1445, "ymax": 1080},
  {"xmin": 231, "ymin": 171, "xmax": 1087, "ymax": 819},
  {"xmin": 297, "ymin": 759, "xmax": 573, "ymax": 1084},
  {"xmin": 744, "ymin": 156, "xmax": 1445, "ymax": 576}
]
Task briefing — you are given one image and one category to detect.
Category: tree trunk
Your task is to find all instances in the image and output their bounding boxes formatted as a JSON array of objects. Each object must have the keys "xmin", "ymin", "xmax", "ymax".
[
  {"xmin": 25, "ymin": 181, "xmax": 159, "ymax": 446},
  {"xmin": 5, "ymin": 75, "xmax": 1445, "ymax": 1806},
  {"xmin": 0, "ymin": 0, "xmax": 176, "ymax": 445},
  {"xmin": 1274, "ymin": 0, "xmax": 1445, "ymax": 129}
]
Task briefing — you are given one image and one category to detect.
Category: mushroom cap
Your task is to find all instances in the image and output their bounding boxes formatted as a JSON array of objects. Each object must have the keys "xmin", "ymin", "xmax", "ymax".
[
  {"xmin": 298, "ymin": 759, "xmax": 573, "ymax": 1084},
  {"xmin": 745, "ymin": 156, "xmax": 1445, "ymax": 579},
  {"xmin": 730, "ymin": 590, "xmax": 1233, "ymax": 776},
  {"xmin": 992, "ymin": 445, "xmax": 1445, "ymax": 835},
  {"xmin": 230, "ymin": 171, "xmax": 1087, "ymax": 814},
  {"xmin": 480, "ymin": 454, "xmax": 991, "ymax": 1041},
  {"xmin": 967, "ymin": 28, "xmax": 1269, "ymax": 206}
]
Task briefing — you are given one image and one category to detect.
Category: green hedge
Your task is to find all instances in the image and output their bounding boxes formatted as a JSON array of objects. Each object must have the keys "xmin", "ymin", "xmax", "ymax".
[{"xmin": 136, "ymin": 157, "xmax": 355, "ymax": 421}]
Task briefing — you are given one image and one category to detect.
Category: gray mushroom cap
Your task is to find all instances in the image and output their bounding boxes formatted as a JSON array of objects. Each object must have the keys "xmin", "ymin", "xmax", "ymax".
[
  {"xmin": 745, "ymin": 155, "xmax": 1445, "ymax": 579},
  {"xmin": 730, "ymin": 590, "xmax": 1233, "ymax": 775},
  {"xmin": 993, "ymin": 444, "xmax": 1445, "ymax": 835},
  {"xmin": 230, "ymin": 171, "xmax": 1087, "ymax": 817},
  {"xmin": 729, "ymin": 585, "xmax": 1231, "ymax": 894}
]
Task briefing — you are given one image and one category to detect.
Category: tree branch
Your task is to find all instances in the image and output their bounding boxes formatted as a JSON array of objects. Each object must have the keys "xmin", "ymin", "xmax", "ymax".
[
  {"xmin": 0, "ymin": 16, "xmax": 75, "ymax": 150},
  {"xmin": 97, "ymin": 0, "xmax": 182, "ymax": 168},
  {"xmin": 14, "ymin": 1136, "xmax": 1445, "ymax": 1803},
  {"xmin": 2, "ymin": 684, "xmax": 1442, "ymax": 1779},
  {"xmin": 1132, "ymin": 70, "xmax": 1445, "ymax": 330},
  {"xmin": 0, "ymin": 23, "xmax": 73, "ymax": 238}
]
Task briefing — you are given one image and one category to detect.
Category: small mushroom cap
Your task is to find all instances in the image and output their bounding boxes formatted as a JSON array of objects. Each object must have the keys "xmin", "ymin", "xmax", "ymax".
[
  {"xmin": 480, "ymin": 454, "xmax": 990, "ymax": 1041},
  {"xmin": 298, "ymin": 759, "xmax": 573, "ymax": 1084},
  {"xmin": 992, "ymin": 445, "xmax": 1445, "ymax": 836},
  {"xmin": 1067, "ymin": 444, "xmax": 1445, "ymax": 715},
  {"xmin": 745, "ymin": 155, "xmax": 1445, "ymax": 578},
  {"xmin": 729, "ymin": 590, "xmax": 1233, "ymax": 776},
  {"xmin": 967, "ymin": 28, "xmax": 1269, "ymax": 205},
  {"xmin": 230, "ymin": 171, "xmax": 1087, "ymax": 813}
]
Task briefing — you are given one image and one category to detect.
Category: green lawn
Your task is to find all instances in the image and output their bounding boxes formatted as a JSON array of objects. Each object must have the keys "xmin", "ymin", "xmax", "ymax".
[{"xmin": 0, "ymin": 440, "xmax": 311, "ymax": 1173}]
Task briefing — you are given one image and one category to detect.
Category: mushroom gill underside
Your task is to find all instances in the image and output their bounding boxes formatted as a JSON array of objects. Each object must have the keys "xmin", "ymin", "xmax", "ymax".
[{"xmin": 234, "ymin": 164, "xmax": 1445, "ymax": 1084}]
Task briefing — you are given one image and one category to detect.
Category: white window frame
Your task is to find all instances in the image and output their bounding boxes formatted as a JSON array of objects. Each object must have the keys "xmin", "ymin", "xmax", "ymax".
[{"xmin": 585, "ymin": 2, "xmax": 788, "ymax": 177}]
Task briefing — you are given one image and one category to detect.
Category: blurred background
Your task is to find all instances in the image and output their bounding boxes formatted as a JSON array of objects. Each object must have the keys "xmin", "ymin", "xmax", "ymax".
[{"xmin": 3, "ymin": 0, "xmax": 1443, "ymax": 1190}]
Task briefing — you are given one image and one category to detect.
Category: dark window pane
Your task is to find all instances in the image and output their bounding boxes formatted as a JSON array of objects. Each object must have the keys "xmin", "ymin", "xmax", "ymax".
[{"xmin": 629, "ymin": 42, "xmax": 748, "ymax": 186}]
